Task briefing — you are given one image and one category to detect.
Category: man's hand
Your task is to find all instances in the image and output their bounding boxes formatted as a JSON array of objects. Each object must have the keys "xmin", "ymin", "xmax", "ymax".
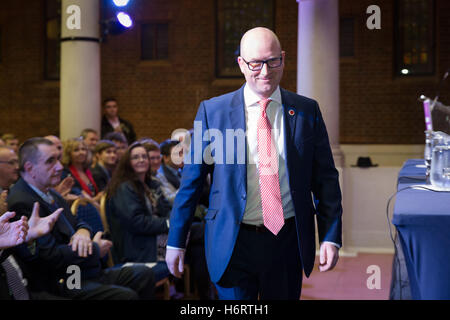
[
  {"xmin": 69, "ymin": 228, "xmax": 92, "ymax": 258},
  {"xmin": 53, "ymin": 176, "xmax": 74, "ymax": 197},
  {"xmin": 92, "ymin": 231, "xmax": 112, "ymax": 258},
  {"xmin": 26, "ymin": 202, "xmax": 63, "ymax": 242},
  {"xmin": 319, "ymin": 242, "xmax": 339, "ymax": 272},
  {"xmin": 165, "ymin": 247, "xmax": 185, "ymax": 278},
  {"xmin": 0, "ymin": 190, "xmax": 8, "ymax": 215},
  {"xmin": 0, "ymin": 211, "xmax": 28, "ymax": 249}
]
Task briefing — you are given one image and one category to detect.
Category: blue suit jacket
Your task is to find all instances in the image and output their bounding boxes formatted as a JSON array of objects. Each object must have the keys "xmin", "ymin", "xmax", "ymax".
[{"xmin": 167, "ymin": 85, "xmax": 342, "ymax": 282}]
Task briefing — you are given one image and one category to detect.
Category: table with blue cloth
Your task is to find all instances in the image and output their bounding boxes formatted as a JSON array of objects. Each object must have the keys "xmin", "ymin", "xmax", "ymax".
[{"xmin": 392, "ymin": 159, "xmax": 450, "ymax": 300}]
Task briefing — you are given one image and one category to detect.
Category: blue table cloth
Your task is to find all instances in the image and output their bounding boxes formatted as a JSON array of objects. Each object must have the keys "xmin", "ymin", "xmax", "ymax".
[
  {"xmin": 397, "ymin": 159, "xmax": 427, "ymax": 186},
  {"xmin": 392, "ymin": 159, "xmax": 450, "ymax": 299}
]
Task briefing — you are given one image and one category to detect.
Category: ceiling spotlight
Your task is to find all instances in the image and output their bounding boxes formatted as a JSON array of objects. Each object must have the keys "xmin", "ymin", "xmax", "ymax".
[
  {"xmin": 116, "ymin": 12, "xmax": 133, "ymax": 28},
  {"xmin": 113, "ymin": 0, "xmax": 130, "ymax": 7},
  {"xmin": 401, "ymin": 69, "xmax": 409, "ymax": 75}
]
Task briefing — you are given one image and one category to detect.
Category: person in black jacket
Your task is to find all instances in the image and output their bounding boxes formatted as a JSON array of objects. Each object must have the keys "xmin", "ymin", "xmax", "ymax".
[
  {"xmin": 7, "ymin": 137, "xmax": 156, "ymax": 299},
  {"xmin": 106, "ymin": 142, "xmax": 170, "ymax": 282},
  {"xmin": 91, "ymin": 140, "xmax": 117, "ymax": 192},
  {"xmin": 101, "ymin": 98, "xmax": 137, "ymax": 145}
]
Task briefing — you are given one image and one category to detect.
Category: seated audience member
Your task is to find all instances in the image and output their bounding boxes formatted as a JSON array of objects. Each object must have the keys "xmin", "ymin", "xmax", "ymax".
[
  {"xmin": 141, "ymin": 140, "xmax": 162, "ymax": 177},
  {"xmin": 1, "ymin": 134, "xmax": 19, "ymax": 154},
  {"xmin": 0, "ymin": 146, "xmax": 65, "ymax": 300},
  {"xmin": 61, "ymin": 138, "xmax": 101, "ymax": 202},
  {"xmin": 104, "ymin": 131, "xmax": 128, "ymax": 161},
  {"xmin": 156, "ymin": 140, "xmax": 183, "ymax": 204},
  {"xmin": 156, "ymin": 139, "xmax": 210, "ymax": 209},
  {"xmin": 61, "ymin": 138, "xmax": 103, "ymax": 234},
  {"xmin": 80, "ymin": 129, "xmax": 99, "ymax": 152},
  {"xmin": 101, "ymin": 98, "xmax": 137, "ymax": 145},
  {"xmin": 140, "ymin": 142, "xmax": 172, "ymax": 227},
  {"xmin": 0, "ymin": 138, "xmax": 5, "ymax": 146},
  {"xmin": 141, "ymin": 141, "xmax": 175, "ymax": 216},
  {"xmin": 0, "ymin": 142, "xmax": 63, "ymax": 300},
  {"xmin": 80, "ymin": 128, "xmax": 99, "ymax": 167},
  {"xmin": 7, "ymin": 137, "xmax": 156, "ymax": 299},
  {"xmin": 91, "ymin": 140, "xmax": 117, "ymax": 191},
  {"xmin": 105, "ymin": 142, "xmax": 170, "ymax": 282}
]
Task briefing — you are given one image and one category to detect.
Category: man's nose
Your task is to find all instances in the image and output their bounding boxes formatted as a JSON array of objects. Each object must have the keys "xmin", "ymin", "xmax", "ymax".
[
  {"xmin": 260, "ymin": 62, "xmax": 269, "ymax": 75},
  {"xmin": 55, "ymin": 160, "xmax": 63, "ymax": 171}
]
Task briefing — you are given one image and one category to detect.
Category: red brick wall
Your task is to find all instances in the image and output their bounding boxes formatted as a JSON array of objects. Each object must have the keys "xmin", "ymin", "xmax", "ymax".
[
  {"xmin": 100, "ymin": 0, "xmax": 298, "ymax": 143},
  {"xmin": 0, "ymin": 0, "xmax": 449, "ymax": 145},
  {"xmin": 340, "ymin": 0, "xmax": 450, "ymax": 144}
]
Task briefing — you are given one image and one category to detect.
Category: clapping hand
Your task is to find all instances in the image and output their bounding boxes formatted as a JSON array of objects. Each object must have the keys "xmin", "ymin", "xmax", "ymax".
[
  {"xmin": 0, "ymin": 211, "xmax": 28, "ymax": 249},
  {"xmin": 26, "ymin": 202, "xmax": 63, "ymax": 242},
  {"xmin": 53, "ymin": 176, "xmax": 74, "ymax": 197}
]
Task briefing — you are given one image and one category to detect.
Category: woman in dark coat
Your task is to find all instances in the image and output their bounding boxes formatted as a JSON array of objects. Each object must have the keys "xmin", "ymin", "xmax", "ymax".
[{"xmin": 105, "ymin": 142, "xmax": 170, "ymax": 281}]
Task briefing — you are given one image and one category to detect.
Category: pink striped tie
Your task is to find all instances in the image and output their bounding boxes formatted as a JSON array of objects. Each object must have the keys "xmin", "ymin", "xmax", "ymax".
[{"xmin": 257, "ymin": 99, "xmax": 284, "ymax": 235}]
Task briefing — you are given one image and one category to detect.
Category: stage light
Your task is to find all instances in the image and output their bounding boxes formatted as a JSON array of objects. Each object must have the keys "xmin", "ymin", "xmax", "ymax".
[
  {"xmin": 116, "ymin": 12, "xmax": 133, "ymax": 28},
  {"xmin": 112, "ymin": 0, "xmax": 130, "ymax": 7},
  {"xmin": 101, "ymin": 0, "xmax": 134, "ymax": 41},
  {"xmin": 401, "ymin": 69, "xmax": 409, "ymax": 75}
]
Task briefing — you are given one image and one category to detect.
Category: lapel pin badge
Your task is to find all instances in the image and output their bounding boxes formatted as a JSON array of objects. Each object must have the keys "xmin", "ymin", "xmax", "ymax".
[{"xmin": 288, "ymin": 109, "xmax": 295, "ymax": 116}]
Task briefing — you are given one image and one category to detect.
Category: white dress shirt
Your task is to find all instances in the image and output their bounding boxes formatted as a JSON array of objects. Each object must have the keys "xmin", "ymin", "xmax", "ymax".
[{"xmin": 242, "ymin": 84, "xmax": 295, "ymax": 225}]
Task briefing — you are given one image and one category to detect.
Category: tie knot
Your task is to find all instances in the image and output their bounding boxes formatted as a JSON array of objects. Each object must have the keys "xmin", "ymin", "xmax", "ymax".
[{"xmin": 258, "ymin": 99, "xmax": 271, "ymax": 114}]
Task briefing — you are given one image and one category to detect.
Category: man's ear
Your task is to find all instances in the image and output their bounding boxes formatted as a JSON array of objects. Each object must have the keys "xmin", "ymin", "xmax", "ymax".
[
  {"xmin": 236, "ymin": 56, "xmax": 246, "ymax": 75},
  {"xmin": 23, "ymin": 161, "xmax": 33, "ymax": 175}
]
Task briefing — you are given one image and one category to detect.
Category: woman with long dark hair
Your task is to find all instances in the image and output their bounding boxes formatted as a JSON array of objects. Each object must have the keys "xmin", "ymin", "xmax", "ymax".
[{"xmin": 105, "ymin": 142, "xmax": 170, "ymax": 281}]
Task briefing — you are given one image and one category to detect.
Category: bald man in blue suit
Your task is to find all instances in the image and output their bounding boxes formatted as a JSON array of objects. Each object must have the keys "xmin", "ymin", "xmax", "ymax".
[{"xmin": 166, "ymin": 27, "xmax": 342, "ymax": 300}]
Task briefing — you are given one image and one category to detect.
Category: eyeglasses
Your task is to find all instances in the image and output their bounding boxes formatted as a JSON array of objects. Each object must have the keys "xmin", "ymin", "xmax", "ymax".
[
  {"xmin": 241, "ymin": 56, "xmax": 283, "ymax": 71},
  {"xmin": 0, "ymin": 159, "xmax": 19, "ymax": 166}
]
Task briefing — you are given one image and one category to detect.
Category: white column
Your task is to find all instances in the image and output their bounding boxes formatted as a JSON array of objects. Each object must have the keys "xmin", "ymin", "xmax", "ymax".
[
  {"xmin": 297, "ymin": 0, "xmax": 343, "ymax": 167},
  {"xmin": 297, "ymin": 0, "xmax": 351, "ymax": 255},
  {"xmin": 60, "ymin": 0, "xmax": 101, "ymax": 140}
]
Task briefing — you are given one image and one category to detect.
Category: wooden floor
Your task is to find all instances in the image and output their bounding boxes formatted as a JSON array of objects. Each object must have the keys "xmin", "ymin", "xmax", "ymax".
[{"xmin": 301, "ymin": 253, "xmax": 394, "ymax": 300}]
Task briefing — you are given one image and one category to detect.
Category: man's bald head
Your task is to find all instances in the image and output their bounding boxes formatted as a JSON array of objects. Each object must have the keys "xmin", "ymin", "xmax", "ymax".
[
  {"xmin": 237, "ymin": 27, "xmax": 285, "ymax": 99},
  {"xmin": 240, "ymin": 27, "xmax": 282, "ymax": 58}
]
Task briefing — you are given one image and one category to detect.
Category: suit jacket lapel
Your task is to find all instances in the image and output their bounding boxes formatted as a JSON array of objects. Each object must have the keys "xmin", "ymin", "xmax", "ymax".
[
  {"xmin": 280, "ymin": 88, "xmax": 298, "ymax": 182},
  {"xmin": 280, "ymin": 88, "xmax": 298, "ymax": 142},
  {"xmin": 18, "ymin": 179, "xmax": 54, "ymax": 217},
  {"xmin": 228, "ymin": 86, "xmax": 247, "ymax": 192},
  {"xmin": 48, "ymin": 189, "xmax": 76, "ymax": 237},
  {"xmin": 18, "ymin": 179, "xmax": 74, "ymax": 238}
]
